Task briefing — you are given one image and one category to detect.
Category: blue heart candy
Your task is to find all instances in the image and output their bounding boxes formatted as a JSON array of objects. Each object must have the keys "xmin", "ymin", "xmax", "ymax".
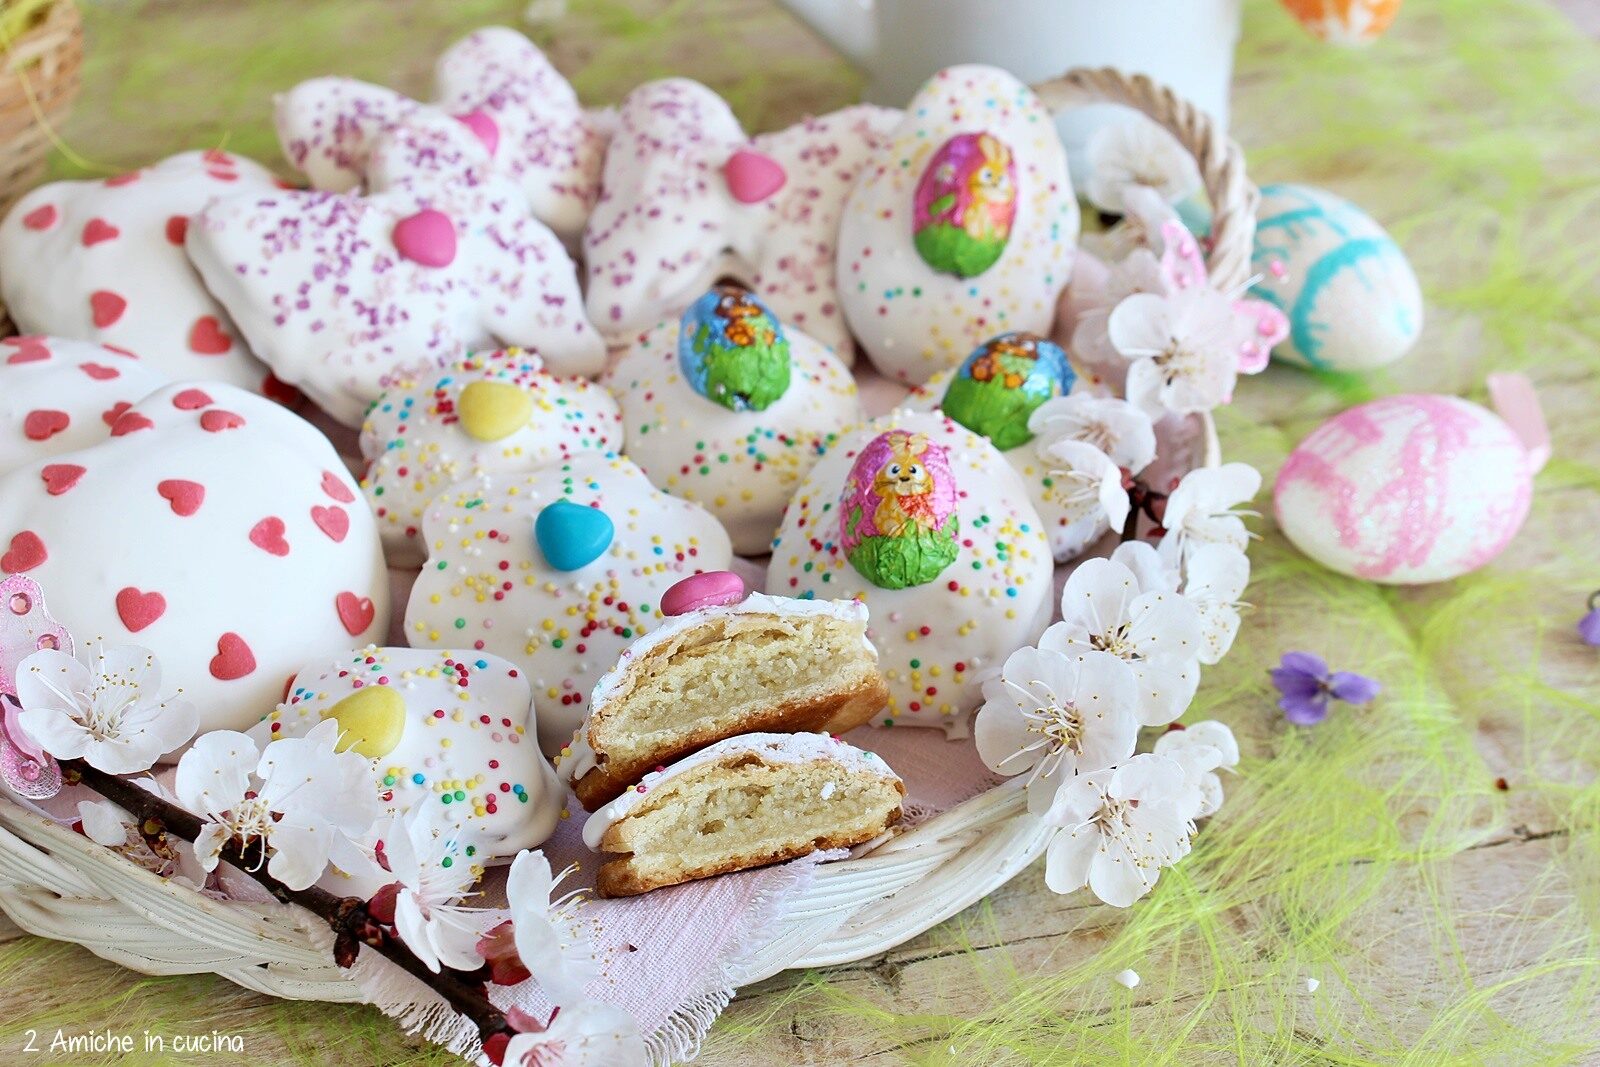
[{"xmin": 535, "ymin": 499, "xmax": 614, "ymax": 572}]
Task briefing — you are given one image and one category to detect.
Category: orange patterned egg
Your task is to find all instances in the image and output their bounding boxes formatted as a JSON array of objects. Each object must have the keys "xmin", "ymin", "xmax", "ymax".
[{"xmin": 1279, "ymin": 0, "xmax": 1402, "ymax": 44}]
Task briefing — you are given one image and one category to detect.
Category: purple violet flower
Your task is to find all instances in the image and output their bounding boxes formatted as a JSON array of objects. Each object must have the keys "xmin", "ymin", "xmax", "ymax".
[
  {"xmin": 1580, "ymin": 592, "xmax": 1600, "ymax": 648},
  {"xmin": 1270, "ymin": 651, "xmax": 1381, "ymax": 725}
]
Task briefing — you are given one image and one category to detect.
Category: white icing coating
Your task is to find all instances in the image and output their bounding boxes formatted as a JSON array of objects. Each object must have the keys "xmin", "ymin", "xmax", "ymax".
[
  {"xmin": 404, "ymin": 452, "xmax": 733, "ymax": 756},
  {"xmin": 555, "ymin": 592, "xmax": 875, "ymax": 786},
  {"xmin": 837, "ymin": 66, "xmax": 1079, "ymax": 384},
  {"xmin": 766, "ymin": 411, "xmax": 1054, "ymax": 736},
  {"xmin": 581, "ymin": 730, "xmax": 900, "ymax": 851},
  {"xmin": 0, "ymin": 337, "xmax": 169, "ymax": 478},
  {"xmin": 187, "ymin": 111, "xmax": 604, "ymax": 427},
  {"xmin": 252, "ymin": 646, "xmax": 561, "ymax": 860},
  {"xmin": 600, "ymin": 307, "xmax": 862, "ymax": 554},
  {"xmin": 360, "ymin": 348, "xmax": 625, "ymax": 567},
  {"xmin": 0, "ymin": 151, "xmax": 281, "ymax": 392},
  {"xmin": 582, "ymin": 78, "xmax": 899, "ymax": 360},
  {"xmin": 274, "ymin": 26, "xmax": 610, "ymax": 244},
  {"xmin": 0, "ymin": 382, "xmax": 390, "ymax": 740}
]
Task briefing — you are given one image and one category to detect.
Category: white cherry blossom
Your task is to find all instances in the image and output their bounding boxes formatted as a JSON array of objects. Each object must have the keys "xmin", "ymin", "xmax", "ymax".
[
  {"xmin": 1158, "ymin": 462, "xmax": 1262, "ymax": 566},
  {"xmin": 477, "ymin": 848, "xmax": 600, "ymax": 1002},
  {"xmin": 1035, "ymin": 439, "xmax": 1131, "ymax": 549},
  {"xmin": 173, "ymin": 719, "xmax": 381, "ymax": 891},
  {"xmin": 975, "ymin": 647, "xmax": 1139, "ymax": 814},
  {"xmin": 15, "ymin": 643, "xmax": 198, "ymax": 773},
  {"xmin": 1085, "ymin": 117, "xmax": 1202, "ymax": 213},
  {"xmin": 1110, "ymin": 284, "xmax": 1245, "ymax": 416},
  {"xmin": 1040, "ymin": 557, "xmax": 1202, "ymax": 726},
  {"xmin": 1109, "ymin": 540, "xmax": 1180, "ymax": 596},
  {"xmin": 1096, "ymin": 184, "xmax": 1186, "ymax": 262},
  {"xmin": 1041, "ymin": 753, "xmax": 1193, "ymax": 906},
  {"xmin": 1153, "ymin": 720, "xmax": 1241, "ymax": 818},
  {"xmin": 1028, "ymin": 395, "xmax": 1157, "ymax": 473},
  {"xmin": 379, "ymin": 804, "xmax": 493, "ymax": 973},
  {"xmin": 503, "ymin": 1000, "xmax": 648, "ymax": 1067},
  {"xmin": 1181, "ymin": 543, "xmax": 1251, "ymax": 664}
]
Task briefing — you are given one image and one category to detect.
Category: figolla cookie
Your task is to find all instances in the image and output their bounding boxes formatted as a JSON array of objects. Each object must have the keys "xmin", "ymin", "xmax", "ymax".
[
  {"xmin": 360, "ymin": 348, "xmax": 624, "ymax": 567},
  {"xmin": 598, "ymin": 284, "xmax": 862, "ymax": 554},
  {"xmin": 404, "ymin": 451, "xmax": 734, "ymax": 756},
  {"xmin": 557, "ymin": 574, "xmax": 888, "ymax": 810},
  {"xmin": 836, "ymin": 66, "xmax": 1079, "ymax": 385},
  {"xmin": 902, "ymin": 333, "xmax": 1159, "ymax": 561},
  {"xmin": 0, "ymin": 336, "xmax": 168, "ymax": 479},
  {"xmin": 766, "ymin": 411, "xmax": 1054, "ymax": 736},
  {"xmin": 582, "ymin": 77, "xmax": 898, "ymax": 361},
  {"xmin": 0, "ymin": 381, "xmax": 389, "ymax": 740},
  {"xmin": 187, "ymin": 110, "xmax": 604, "ymax": 427},
  {"xmin": 252, "ymin": 646, "xmax": 561, "ymax": 861},
  {"xmin": 0, "ymin": 151, "xmax": 282, "ymax": 393},
  {"xmin": 581, "ymin": 732, "xmax": 903, "ymax": 897}
]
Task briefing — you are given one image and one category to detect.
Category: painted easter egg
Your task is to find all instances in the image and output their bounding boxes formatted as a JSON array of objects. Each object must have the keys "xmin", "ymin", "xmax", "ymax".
[
  {"xmin": 942, "ymin": 332, "xmax": 1075, "ymax": 451},
  {"xmin": 912, "ymin": 132, "xmax": 1018, "ymax": 278},
  {"xmin": 1279, "ymin": 0, "xmax": 1402, "ymax": 44},
  {"xmin": 1250, "ymin": 183, "xmax": 1422, "ymax": 371},
  {"xmin": 1274, "ymin": 395, "xmax": 1533, "ymax": 584},
  {"xmin": 838, "ymin": 430, "xmax": 960, "ymax": 589},
  {"xmin": 677, "ymin": 283, "xmax": 792, "ymax": 412}
]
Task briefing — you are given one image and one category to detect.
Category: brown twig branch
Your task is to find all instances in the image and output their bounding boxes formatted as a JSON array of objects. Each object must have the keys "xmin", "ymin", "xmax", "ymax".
[{"xmin": 63, "ymin": 759, "xmax": 514, "ymax": 1055}]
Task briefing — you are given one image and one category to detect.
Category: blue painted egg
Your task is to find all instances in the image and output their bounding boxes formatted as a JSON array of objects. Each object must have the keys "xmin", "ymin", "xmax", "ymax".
[
  {"xmin": 534, "ymin": 499, "xmax": 614, "ymax": 571},
  {"xmin": 1250, "ymin": 183, "xmax": 1423, "ymax": 372}
]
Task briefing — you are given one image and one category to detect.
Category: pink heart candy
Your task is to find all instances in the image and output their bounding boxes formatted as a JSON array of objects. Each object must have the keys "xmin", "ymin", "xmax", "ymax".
[
  {"xmin": 661, "ymin": 570, "xmax": 747, "ymax": 617},
  {"xmin": 392, "ymin": 209, "xmax": 458, "ymax": 268},
  {"xmin": 723, "ymin": 148, "xmax": 787, "ymax": 205}
]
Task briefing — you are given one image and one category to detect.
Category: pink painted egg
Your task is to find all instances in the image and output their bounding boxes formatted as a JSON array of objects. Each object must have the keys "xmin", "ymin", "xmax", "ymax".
[{"xmin": 1274, "ymin": 394, "xmax": 1533, "ymax": 584}]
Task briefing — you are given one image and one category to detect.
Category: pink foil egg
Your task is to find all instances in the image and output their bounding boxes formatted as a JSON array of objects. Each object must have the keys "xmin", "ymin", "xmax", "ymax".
[{"xmin": 1274, "ymin": 394, "xmax": 1534, "ymax": 584}]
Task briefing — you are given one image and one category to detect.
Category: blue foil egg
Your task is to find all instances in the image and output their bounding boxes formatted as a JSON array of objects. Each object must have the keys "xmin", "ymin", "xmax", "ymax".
[
  {"xmin": 676, "ymin": 284, "xmax": 792, "ymax": 412},
  {"xmin": 940, "ymin": 331, "xmax": 1074, "ymax": 450}
]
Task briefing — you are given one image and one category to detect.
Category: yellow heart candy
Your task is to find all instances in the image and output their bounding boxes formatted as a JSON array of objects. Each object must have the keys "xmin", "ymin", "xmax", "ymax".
[
  {"xmin": 458, "ymin": 380, "xmax": 533, "ymax": 442},
  {"xmin": 320, "ymin": 686, "xmax": 407, "ymax": 759}
]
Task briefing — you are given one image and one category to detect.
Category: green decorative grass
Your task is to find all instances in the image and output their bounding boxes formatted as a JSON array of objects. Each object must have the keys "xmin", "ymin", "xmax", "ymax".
[{"xmin": 2, "ymin": 0, "xmax": 1598, "ymax": 1064}]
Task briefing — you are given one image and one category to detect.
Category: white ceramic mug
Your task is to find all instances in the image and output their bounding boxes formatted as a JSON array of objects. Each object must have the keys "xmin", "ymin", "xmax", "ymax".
[{"xmin": 777, "ymin": 0, "xmax": 1243, "ymax": 179}]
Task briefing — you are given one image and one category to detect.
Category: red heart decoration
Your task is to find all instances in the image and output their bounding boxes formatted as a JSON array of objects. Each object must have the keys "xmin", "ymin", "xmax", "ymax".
[
  {"xmin": 172, "ymin": 388, "xmax": 215, "ymax": 411},
  {"xmin": 156, "ymin": 479, "xmax": 205, "ymax": 517},
  {"xmin": 110, "ymin": 411, "xmax": 156, "ymax": 436},
  {"xmin": 90, "ymin": 291, "xmax": 127, "ymax": 328},
  {"xmin": 23, "ymin": 409, "xmax": 69, "ymax": 441},
  {"xmin": 101, "ymin": 401, "xmax": 133, "ymax": 428},
  {"xmin": 188, "ymin": 316, "xmax": 232, "ymax": 355},
  {"xmin": 115, "ymin": 587, "xmax": 167, "ymax": 632},
  {"xmin": 79, "ymin": 362, "xmax": 120, "ymax": 381},
  {"xmin": 1, "ymin": 531, "xmax": 47, "ymax": 573},
  {"xmin": 81, "ymin": 218, "xmax": 121, "ymax": 247},
  {"xmin": 40, "ymin": 464, "xmax": 85, "ymax": 496},
  {"xmin": 261, "ymin": 374, "xmax": 301, "ymax": 406},
  {"xmin": 209, "ymin": 632, "xmax": 257, "ymax": 680},
  {"xmin": 311, "ymin": 505, "xmax": 349, "ymax": 543},
  {"xmin": 335, "ymin": 591, "xmax": 376, "ymax": 636},
  {"xmin": 22, "ymin": 204, "xmax": 57, "ymax": 230},
  {"xmin": 199, "ymin": 409, "xmax": 245, "ymax": 432},
  {"xmin": 320, "ymin": 470, "xmax": 356, "ymax": 504},
  {"xmin": 4, "ymin": 338, "xmax": 50, "ymax": 364},
  {"xmin": 104, "ymin": 172, "xmax": 140, "ymax": 187},
  {"xmin": 164, "ymin": 215, "xmax": 189, "ymax": 245},
  {"xmin": 249, "ymin": 517, "xmax": 290, "ymax": 557}
]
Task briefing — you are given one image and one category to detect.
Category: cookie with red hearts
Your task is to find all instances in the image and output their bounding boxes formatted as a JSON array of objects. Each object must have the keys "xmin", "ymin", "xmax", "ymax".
[
  {"xmin": 0, "ymin": 336, "xmax": 168, "ymax": 478},
  {"xmin": 765, "ymin": 411, "xmax": 1054, "ymax": 737},
  {"xmin": 0, "ymin": 151, "xmax": 281, "ymax": 392},
  {"xmin": 275, "ymin": 26, "xmax": 609, "ymax": 244},
  {"xmin": 404, "ymin": 451, "xmax": 733, "ymax": 756},
  {"xmin": 582, "ymin": 78, "xmax": 898, "ymax": 362},
  {"xmin": 359, "ymin": 347, "xmax": 624, "ymax": 567},
  {"xmin": 599, "ymin": 283, "xmax": 862, "ymax": 554},
  {"xmin": 837, "ymin": 66, "xmax": 1080, "ymax": 385},
  {"xmin": 252, "ymin": 646, "xmax": 561, "ymax": 862},
  {"xmin": 188, "ymin": 111, "xmax": 604, "ymax": 427},
  {"xmin": 0, "ymin": 381, "xmax": 389, "ymax": 741}
]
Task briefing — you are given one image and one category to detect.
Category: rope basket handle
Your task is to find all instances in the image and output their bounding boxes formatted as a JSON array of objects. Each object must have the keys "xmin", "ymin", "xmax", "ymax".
[{"xmin": 1029, "ymin": 67, "xmax": 1259, "ymax": 294}]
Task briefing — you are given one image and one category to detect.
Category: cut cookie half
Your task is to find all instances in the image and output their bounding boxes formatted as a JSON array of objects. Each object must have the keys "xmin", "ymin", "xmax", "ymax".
[
  {"xmin": 582, "ymin": 732, "xmax": 904, "ymax": 897},
  {"xmin": 558, "ymin": 593, "xmax": 889, "ymax": 810}
]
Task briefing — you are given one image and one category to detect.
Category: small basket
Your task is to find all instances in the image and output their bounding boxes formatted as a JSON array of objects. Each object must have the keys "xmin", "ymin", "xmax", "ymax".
[
  {"xmin": 0, "ymin": 64, "xmax": 1255, "ymax": 1058},
  {"xmin": 0, "ymin": 0, "xmax": 80, "ymax": 214}
]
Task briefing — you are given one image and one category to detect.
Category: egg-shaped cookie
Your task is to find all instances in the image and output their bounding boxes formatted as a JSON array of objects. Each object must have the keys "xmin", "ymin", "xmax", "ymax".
[
  {"xmin": 837, "ymin": 66, "xmax": 1078, "ymax": 385},
  {"xmin": 600, "ymin": 284, "xmax": 862, "ymax": 554},
  {"xmin": 766, "ymin": 411, "xmax": 1053, "ymax": 736},
  {"xmin": 405, "ymin": 452, "xmax": 733, "ymax": 754},
  {"xmin": 253, "ymin": 646, "xmax": 561, "ymax": 860},
  {"xmin": 360, "ymin": 348, "xmax": 624, "ymax": 567}
]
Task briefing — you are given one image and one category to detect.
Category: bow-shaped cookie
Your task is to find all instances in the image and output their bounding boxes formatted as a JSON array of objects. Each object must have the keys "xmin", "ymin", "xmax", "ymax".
[
  {"xmin": 188, "ymin": 111, "xmax": 604, "ymax": 427},
  {"xmin": 583, "ymin": 78, "xmax": 898, "ymax": 362}
]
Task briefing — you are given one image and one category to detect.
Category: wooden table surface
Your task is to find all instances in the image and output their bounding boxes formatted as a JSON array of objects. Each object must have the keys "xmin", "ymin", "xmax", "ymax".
[{"xmin": 2, "ymin": 1, "xmax": 1599, "ymax": 1064}]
